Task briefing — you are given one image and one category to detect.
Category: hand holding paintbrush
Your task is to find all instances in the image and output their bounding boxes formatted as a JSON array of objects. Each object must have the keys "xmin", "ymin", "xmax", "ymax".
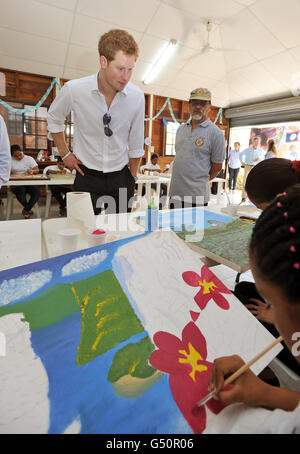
[{"xmin": 195, "ymin": 336, "xmax": 287, "ymax": 409}]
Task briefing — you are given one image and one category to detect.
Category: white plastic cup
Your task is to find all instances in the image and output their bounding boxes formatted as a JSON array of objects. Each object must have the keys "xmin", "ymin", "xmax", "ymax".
[
  {"xmin": 227, "ymin": 204, "xmax": 239, "ymax": 217},
  {"xmin": 58, "ymin": 228, "xmax": 80, "ymax": 254},
  {"xmin": 87, "ymin": 228, "xmax": 106, "ymax": 247}
]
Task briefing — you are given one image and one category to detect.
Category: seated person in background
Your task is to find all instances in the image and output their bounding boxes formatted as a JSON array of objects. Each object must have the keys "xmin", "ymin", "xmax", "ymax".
[
  {"xmin": 233, "ymin": 159, "xmax": 300, "ymax": 375},
  {"xmin": 140, "ymin": 154, "xmax": 168, "ymax": 207},
  {"xmin": 208, "ymin": 189, "xmax": 300, "ymax": 434},
  {"xmin": 140, "ymin": 153, "xmax": 162, "ymax": 175},
  {"xmin": 10, "ymin": 144, "xmax": 40, "ymax": 219},
  {"xmin": 45, "ymin": 156, "xmax": 73, "ymax": 216}
]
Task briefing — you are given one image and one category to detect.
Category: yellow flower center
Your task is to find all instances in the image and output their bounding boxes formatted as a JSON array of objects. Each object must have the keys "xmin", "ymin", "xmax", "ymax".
[
  {"xmin": 198, "ymin": 279, "xmax": 217, "ymax": 295},
  {"xmin": 178, "ymin": 342, "xmax": 207, "ymax": 382}
]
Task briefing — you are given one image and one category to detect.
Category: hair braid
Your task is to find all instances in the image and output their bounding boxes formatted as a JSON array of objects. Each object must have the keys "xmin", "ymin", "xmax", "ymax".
[{"xmin": 250, "ymin": 184, "xmax": 300, "ymax": 304}]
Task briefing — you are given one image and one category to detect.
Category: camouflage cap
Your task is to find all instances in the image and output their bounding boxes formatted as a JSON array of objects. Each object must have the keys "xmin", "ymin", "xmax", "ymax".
[{"xmin": 189, "ymin": 88, "xmax": 211, "ymax": 101}]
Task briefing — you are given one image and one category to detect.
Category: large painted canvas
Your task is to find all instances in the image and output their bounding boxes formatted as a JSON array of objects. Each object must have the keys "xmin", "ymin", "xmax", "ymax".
[
  {"xmin": 137, "ymin": 208, "xmax": 253, "ymax": 272},
  {"xmin": 0, "ymin": 230, "xmax": 281, "ymax": 434}
]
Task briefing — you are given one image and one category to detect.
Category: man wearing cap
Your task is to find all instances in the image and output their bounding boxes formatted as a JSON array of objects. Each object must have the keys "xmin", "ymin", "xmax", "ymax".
[{"xmin": 169, "ymin": 88, "xmax": 225, "ymax": 207}]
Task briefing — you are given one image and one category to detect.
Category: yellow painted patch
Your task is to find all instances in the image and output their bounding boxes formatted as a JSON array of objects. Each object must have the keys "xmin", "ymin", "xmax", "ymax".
[
  {"xmin": 198, "ymin": 279, "xmax": 217, "ymax": 295},
  {"xmin": 178, "ymin": 342, "xmax": 207, "ymax": 382}
]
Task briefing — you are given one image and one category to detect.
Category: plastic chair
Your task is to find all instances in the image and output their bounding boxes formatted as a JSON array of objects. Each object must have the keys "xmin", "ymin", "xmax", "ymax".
[{"xmin": 269, "ymin": 357, "xmax": 300, "ymax": 392}]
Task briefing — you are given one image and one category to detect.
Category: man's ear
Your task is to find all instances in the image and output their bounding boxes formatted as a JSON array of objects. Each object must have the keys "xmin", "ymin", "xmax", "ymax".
[{"xmin": 99, "ymin": 55, "xmax": 108, "ymax": 69}]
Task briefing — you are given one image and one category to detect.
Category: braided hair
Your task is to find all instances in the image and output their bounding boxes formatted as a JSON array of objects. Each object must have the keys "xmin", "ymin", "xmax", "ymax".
[
  {"xmin": 249, "ymin": 183, "xmax": 300, "ymax": 304},
  {"xmin": 245, "ymin": 158, "xmax": 300, "ymax": 205}
]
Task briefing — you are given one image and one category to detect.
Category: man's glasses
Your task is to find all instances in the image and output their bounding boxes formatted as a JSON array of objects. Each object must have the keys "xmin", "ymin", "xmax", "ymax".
[
  {"xmin": 189, "ymin": 100, "xmax": 208, "ymax": 107},
  {"xmin": 103, "ymin": 113, "xmax": 113, "ymax": 137}
]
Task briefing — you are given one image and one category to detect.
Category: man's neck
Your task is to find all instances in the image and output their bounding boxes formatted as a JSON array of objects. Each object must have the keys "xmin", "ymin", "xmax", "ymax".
[
  {"xmin": 191, "ymin": 116, "xmax": 207, "ymax": 131},
  {"xmin": 97, "ymin": 71, "xmax": 118, "ymax": 100}
]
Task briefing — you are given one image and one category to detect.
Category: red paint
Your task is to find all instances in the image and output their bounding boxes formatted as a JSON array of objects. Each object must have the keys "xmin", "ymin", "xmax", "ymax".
[
  {"xmin": 190, "ymin": 311, "xmax": 200, "ymax": 322},
  {"xmin": 92, "ymin": 229, "xmax": 105, "ymax": 235},
  {"xmin": 182, "ymin": 266, "xmax": 231, "ymax": 311},
  {"xmin": 149, "ymin": 322, "xmax": 226, "ymax": 434}
]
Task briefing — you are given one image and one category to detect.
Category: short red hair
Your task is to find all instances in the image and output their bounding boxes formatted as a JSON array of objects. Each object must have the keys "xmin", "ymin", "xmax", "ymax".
[{"xmin": 98, "ymin": 29, "xmax": 139, "ymax": 62}]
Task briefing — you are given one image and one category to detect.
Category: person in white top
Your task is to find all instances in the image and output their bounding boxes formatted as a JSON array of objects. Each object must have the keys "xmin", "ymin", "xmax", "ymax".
[
  {"xmin": 208, "ymin": 186, "xmax": 300, "ymax": 434},
  {"xmin": 0, "ymin": 114, "xmax": 11, "ymax": 189},
  {"xmin": 139, "ymin": 153, "xmax": 168, "ymax": 208},
  {"xmin": 47, "ymin": 29, "xmax": 145, "ymax": 215},
  {"xmin": 10, "ymin": 144, "xmax": 40, "ymax": 219},
  {"xmin": 45, "ymin": 156, "xmax": 73, "ymax": 216},
  {"xmin": 227, "ymin": 142, "xmax": 241, "ymax": 192}
]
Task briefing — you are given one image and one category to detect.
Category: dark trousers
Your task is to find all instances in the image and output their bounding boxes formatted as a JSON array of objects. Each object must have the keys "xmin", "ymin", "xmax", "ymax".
[
  {"xmin": 233, "ymin": 281, "xmax": 300, "ymax": 375},
  {"xmin": 228, "ymin": 167, "xmax": 240, "ymax": 190},
  {"xmin": 50, "ymin": 185, "xmax": 70, "ymax": 208},
  {"xmin": 11, "ymin": 186, "xmax": 40, "ymax": 212},
  {"xmin": 74, "ymin": 165, "xmax": 136, "ymax": 215}
]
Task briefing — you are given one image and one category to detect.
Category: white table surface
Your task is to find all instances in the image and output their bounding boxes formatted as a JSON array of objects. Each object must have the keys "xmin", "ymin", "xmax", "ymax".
[
  {"xmin": 0, "ymin": 219, "xmax": 42, "ymax": 271},
  {"xmin": 42, "ymin": 211, "xmax": 145, "ymax": 258},
  {"xmin": 4, "ymin": 175, "xmax": 75, "ymax": 187}
]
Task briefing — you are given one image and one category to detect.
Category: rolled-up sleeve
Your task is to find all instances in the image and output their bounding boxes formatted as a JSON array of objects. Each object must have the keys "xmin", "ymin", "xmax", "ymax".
[
  {"xmin": 0, "ymin": 116, "xmax": 11, "ymax": 187},
  {"xmin": 128, "ymin": 93, "xmax": 145, "ymax": 158},
  {"xmin": 47, "ymin": 84, "xmax": 72, "ymax": 133}
]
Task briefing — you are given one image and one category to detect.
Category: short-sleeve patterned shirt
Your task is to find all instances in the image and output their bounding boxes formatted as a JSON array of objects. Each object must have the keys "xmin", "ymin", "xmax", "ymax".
[{"xmin": 169, "ymin": 119, "xmax": 225, "ymax": 204}]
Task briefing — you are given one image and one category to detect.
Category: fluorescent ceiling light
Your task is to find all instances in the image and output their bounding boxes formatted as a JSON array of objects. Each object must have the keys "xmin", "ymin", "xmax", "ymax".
[{"xmin": 143, "ymin": 39, "xmax": 177, "ymax": 85}]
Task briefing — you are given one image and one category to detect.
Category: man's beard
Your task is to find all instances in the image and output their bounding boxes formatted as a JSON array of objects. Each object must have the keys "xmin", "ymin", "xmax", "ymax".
[{"xmin": 192, "ymin": 113, "xmax": 203, "ymax": 121}]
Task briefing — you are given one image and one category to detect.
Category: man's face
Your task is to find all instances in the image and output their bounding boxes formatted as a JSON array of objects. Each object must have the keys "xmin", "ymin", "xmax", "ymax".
[
  {"xmin": 57, "ymin": 161, "xmax": 65, "ymax": 171},
  {"xmin": 252, "ymin": 139, "xmax": 259, "ymax": 148},
  {"xmin": 12, "ymin": 150, "xmax": 23, "ymax": 160},
  {"xmin": 100, "ymin": 50, "xmax": 136, "ymax": 92},
  {"xmin": 151, "ymin": 157, "xmax": 158, "ymax": 166},
  {"xmin": 189, "ymin": 99, "xmax": 211, "ymax": 121}
]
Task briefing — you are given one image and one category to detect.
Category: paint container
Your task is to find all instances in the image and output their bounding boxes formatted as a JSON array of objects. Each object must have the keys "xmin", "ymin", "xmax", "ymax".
[
  {"xmin": 87, "ymin": 228, "xmax": 106, "ymax": 247},
  {"xmin": 58, "ymin": 228, "xmax": 80, "ymax": 254},
  {"xmin": 146, "ymin": 198, "xmax": 159, "ymax": 231},
  {"xmin": 226, "ymin": 204, "xmax": 239, "ymax": 217}
]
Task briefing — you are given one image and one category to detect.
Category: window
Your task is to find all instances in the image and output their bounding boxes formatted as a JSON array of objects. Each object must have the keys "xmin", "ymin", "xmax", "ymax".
[
  {"xmin": 165, "ymin": 121, "xmax": 181, "ymax": 156},
  {"xmin": 24, "ymin": 105, "xmax": 48, "ymax": 150}
]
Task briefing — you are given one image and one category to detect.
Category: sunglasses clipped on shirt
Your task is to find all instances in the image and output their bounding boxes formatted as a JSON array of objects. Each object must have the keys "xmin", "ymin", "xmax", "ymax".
[{"xmin": 103, "ymin": 112, "xmax": 113, "ymax": 137}]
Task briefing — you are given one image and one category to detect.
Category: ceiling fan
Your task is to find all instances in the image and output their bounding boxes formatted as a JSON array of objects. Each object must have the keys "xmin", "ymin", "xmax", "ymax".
[{"xmin": 198, "ymin": 21, "xmax": 237, "ymax": 55}]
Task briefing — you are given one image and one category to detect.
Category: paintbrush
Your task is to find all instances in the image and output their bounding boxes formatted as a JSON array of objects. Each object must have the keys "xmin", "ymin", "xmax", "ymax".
[{"xmin": 195, "ymin": 335, "xmax": 283, "ymax": 407}]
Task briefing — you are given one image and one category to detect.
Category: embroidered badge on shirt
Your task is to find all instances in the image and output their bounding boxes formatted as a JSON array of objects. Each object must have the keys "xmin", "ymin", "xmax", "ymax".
[{"xmin": 195, "ymin": 138, "xmax": 204, "ymax": 147}]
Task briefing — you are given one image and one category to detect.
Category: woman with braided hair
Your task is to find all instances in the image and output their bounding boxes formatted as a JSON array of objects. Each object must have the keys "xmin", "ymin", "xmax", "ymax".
[{"xmin": 207, "ymin": 188, "xmax": 300, "ymax": 433}]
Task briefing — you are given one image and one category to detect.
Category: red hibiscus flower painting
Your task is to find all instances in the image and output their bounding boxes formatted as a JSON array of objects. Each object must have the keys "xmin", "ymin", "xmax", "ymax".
[
  {"xmin": 149, "ymin": 322, "xmax": 226, "ymax": 434},
  {"xmin": 182, "ymin": 265, "xmax": 231, "ymax": 310}
]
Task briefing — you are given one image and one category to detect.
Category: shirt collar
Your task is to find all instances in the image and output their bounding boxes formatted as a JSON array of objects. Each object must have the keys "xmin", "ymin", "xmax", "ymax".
[
  {"xmin": 91, "ymin": 72, "xmax": 128, "ymax": 97},
  {"xmin": 186, "ymin": 118, "xmax": 210, "ymax": 128}
]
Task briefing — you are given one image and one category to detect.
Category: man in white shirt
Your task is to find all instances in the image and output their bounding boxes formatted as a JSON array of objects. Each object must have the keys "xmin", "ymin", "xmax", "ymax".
[
  {"xmin": 47, "ymin": 29, "xmax": 145, "ymax": 214},
  {"xmin": 0, "ymin": 114, "xmax": 11, "ymax": 189},
  {"xmin": 10, "ymin": 144, "xmax": 40, "ymax": 219}
]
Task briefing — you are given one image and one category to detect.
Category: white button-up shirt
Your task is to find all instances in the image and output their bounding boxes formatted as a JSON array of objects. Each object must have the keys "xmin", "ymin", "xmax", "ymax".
[
  {"xmin": 0, "ymin": 115, "xmax": 11, "ymax": 187},
  {"xmin": 47, "ymin": 73, "xmax": 145, "ymax": 173}
]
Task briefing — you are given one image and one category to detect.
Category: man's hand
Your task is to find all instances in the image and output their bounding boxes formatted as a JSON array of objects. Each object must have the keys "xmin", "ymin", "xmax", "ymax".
[
  {"xmin": 27, "ymin": 169, "xmax": 33, "ymax": 175},
  {"xmin": 208, "ymin": 355, "xmax": 269, "ymax": 407},
  {"xmin": 245, "ymin": 299, "xmax": 274, "ymax": 325},
  {"xmin": 63, "ymin": 154, "xmax": 84, "ymax": 176}
]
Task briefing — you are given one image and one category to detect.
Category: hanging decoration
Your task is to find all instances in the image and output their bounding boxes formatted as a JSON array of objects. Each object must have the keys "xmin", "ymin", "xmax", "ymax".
[{"xmin": 0, "ymin": 77, "xmax": 61, "ymax": 114}]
